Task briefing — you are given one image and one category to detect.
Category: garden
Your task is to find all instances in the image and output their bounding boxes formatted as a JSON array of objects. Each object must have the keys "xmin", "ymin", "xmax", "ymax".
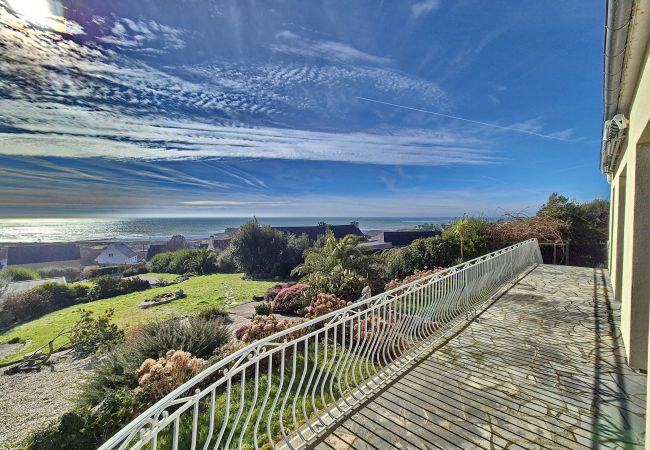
[{"xmin": 0, "ymin": 193, "xmax": 609, "ymax": 449}]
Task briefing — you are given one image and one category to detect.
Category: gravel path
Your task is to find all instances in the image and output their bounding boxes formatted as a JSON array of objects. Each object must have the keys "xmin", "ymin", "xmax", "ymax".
[{"xmin": 0, "ymin": 351, "xmax": 94, "ymax": 448}]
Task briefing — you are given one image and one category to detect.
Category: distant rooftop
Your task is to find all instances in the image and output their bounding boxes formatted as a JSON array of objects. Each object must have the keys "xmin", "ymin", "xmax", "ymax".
[
  {"xmin": 274, "ymin": 224, "xmax": 364, "ymax": 241},
  {"xmin": 105, "ymin": 243, "xmax": 137, "ymax": 258},
  {"xmin": 6, "ymin": 244, "xmax": 80, "ymax": 266},
  {"xmin": 375, "ymin": 230, "xmax": 441, "ymax": 247}
]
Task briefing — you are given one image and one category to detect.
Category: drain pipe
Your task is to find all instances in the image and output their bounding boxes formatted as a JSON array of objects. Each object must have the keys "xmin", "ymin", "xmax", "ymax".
[{"xmin": 601, "ymin": 0, "xmax": 633, "ymax": 174}]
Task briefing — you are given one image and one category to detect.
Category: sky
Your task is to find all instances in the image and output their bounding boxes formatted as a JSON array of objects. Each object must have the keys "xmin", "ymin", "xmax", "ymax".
[{"xmin": 0, "ymin": 0, "xmax": 608, "ymax": 218}]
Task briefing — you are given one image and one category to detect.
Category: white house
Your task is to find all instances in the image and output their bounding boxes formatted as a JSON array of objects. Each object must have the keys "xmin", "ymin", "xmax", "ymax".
[{"xmin": 94, "ymin": 243, "xmax": 138, "ymax": 266}]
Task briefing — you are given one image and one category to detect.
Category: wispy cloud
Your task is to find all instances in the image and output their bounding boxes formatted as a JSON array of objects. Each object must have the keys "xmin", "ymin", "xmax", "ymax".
[
  {"xmin": 270, "ymin": 30, "xmax": 391, "ymax": 65},
  {"xmin": 411, "ymin": 0, "xmax": 440, "ymax": 18},
  {"xmin": 0, "ymin": 100, "xmax": 497, "ymax": 166},
  {"xmin": 356, "ymin": 97, "xmax": 582, "ymax": 142}
]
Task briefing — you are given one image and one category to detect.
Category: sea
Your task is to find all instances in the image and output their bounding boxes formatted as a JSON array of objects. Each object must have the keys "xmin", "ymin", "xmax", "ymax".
[{"xmin": 0, "ymin": 217, "xmax": 456, "ymax": 244}]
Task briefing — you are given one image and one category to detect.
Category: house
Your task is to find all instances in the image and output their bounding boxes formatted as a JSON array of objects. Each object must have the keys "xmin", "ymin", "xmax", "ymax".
[
  {"xmin": 94, "ymin": 243, "xmax": 138, "ymax": 266},
  {"xmin": 601, "ymin": 0, "xmax": 650, "ymax": 373},
  {"xmin": 5, "ymin": 244, "xmax": 81, "ymax": 269},
  {"xmin": 207, "ymin": 233, "xmax": 231, "ymax": 251},
  {"xmin": 274, "ymin": 224, "xmax": 365, "ymax": 242}
]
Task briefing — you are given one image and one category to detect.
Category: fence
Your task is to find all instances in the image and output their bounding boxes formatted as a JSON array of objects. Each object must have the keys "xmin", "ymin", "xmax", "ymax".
[
  {"xmin": 538, "ymin": 241, "xmax": 607, "ymax": 267},
  {"xmin": 100, "ymin": 239, "xmax": 543, "ymax": 450}
]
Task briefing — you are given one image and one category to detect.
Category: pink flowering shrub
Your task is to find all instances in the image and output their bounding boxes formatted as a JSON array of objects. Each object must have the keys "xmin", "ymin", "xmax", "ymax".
[{"xmin": 271, "ymin": 283, "xmax": 309, "ymax": 314}]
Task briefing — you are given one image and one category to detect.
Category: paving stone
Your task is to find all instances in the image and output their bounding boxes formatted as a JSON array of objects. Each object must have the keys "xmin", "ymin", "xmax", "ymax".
[{"xmin": 313, "ymin": 265, "xmax": 646, "ymax": 449}]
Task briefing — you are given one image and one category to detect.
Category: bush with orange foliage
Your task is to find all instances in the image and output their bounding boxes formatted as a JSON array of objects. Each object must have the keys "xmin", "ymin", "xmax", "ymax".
[
  {"xmin": 352, "ymin": 315, "xmax": 405, "ymax": 359},
  {"xmin": 237, "ymin": 314, "xmax": 303, "ymax": 343},
  {"xmin": 305, "ymin": 293, "xmax": 350, "ymax": 319},
  {"xmin": 488, "ymin": 215, "xmax": 568, "ymax": 248},
  {"xmin": 136, "ymin": 350, "xmax": 206, "ymax": 400},
  {"xmin": 384, "ymin": 267, "xmax": 446, "ymax": 292}
]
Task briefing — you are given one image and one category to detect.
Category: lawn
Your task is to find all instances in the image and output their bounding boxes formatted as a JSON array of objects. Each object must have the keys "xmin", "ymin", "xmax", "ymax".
[{"xmin": 0, "ymin": 273, "xmax": 277, "ymax": 366}]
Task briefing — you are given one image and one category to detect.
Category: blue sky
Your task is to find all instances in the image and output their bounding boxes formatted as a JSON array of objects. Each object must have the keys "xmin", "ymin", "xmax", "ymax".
[{"xmin": 0, "ymin": 0, "xmax": 607, "ymax": 218}]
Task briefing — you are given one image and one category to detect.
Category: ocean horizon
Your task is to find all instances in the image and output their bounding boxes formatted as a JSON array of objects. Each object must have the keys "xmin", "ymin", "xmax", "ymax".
[{"xmin": 0, "ymin": 217, "xmax": 459, "ymax": 244}]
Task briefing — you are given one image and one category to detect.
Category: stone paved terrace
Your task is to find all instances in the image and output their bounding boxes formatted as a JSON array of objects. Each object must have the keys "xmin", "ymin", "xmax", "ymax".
[{"xmin": 313, "ymin": 264, "xmax": 647, "ymax": 449}]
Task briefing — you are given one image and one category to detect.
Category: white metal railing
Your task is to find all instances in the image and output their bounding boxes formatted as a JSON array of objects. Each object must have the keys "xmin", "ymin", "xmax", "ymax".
[{"xmin": 100, "ymin": 239, "xmax": 542, "ymax": 450}]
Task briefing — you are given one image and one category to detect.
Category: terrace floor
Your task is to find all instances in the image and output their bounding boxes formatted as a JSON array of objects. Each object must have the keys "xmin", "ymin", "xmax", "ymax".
[{"xmin": 313, "ymin": 264, "xmax": 647, "ymax": 449}]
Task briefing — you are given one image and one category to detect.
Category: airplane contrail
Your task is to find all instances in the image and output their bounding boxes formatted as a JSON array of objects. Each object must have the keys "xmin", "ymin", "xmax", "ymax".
[{"xmin": 355, "ymin": 96, "xmax": 570, "ymax": 141}]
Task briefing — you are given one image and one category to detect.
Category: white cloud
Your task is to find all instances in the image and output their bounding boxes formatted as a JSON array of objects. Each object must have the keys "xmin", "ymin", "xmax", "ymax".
[
  {"xmin": 270, "ymin": 30, "xmax": 391, "ymax": 65},
  {"xmin": 0, "ymin": 100, "xmax": 498, "ymax": 166},
  {"xmin": 411, "ymin": 0, "xmax": 440, "ymax": 18},
  {"xmin": 96, "ymin": 17, "xmax": 187, "ymax": 53}
]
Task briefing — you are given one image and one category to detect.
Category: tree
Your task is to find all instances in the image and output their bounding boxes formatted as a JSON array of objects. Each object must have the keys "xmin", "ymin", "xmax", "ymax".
[
  {"xmin": 537, "ymin": 193, "xmax": 609, "ymax": 243},
  {"xmin": 229, "ymin": 220, "xmax": 308, "ymax": 277},
  {"xmin": 166, "ymin": 235, "xmax": 188, "ymax": 252}
]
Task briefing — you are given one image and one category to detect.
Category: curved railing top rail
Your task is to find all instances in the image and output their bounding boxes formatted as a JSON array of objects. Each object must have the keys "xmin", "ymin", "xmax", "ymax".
[{"xmin": 99, "ymin": 238, "xmax": 540, "ymax": 450}]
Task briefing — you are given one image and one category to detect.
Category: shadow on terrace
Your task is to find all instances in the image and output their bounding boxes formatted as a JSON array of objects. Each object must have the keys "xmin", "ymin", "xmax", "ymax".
[{"xmin": 313, "ymin": 265, "xmax": 646, "ymax": 449}]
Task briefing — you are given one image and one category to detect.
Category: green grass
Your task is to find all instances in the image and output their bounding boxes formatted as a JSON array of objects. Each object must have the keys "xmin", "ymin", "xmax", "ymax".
[
  {"xmin": 0, "ymin": 273, "xmax": 277, "ymax": 366},
  {"xmin": 137, "ymin": 272, "xmax": 180, "ymax": 282}
]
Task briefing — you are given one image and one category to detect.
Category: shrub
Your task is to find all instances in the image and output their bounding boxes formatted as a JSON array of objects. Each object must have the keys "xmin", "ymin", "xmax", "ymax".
[
  {"xmin": 2, "ymin": 266, "xmax": 40, "ymax": 281},
  {"xmin": 121, "ymin": 264, "xmax": 149, "ymax": 277},
  {"xmin": 228, "ymin": 220, "xmax": 309, "ymax": 277},
  {"xmin": 234, "ymin": 324, "xmax": 249, "ymax": 341},
  {"xmin": 132, "ymin": 317, "xmax": 231, "ymax": 361},
  {"xmin": 196, "ymin": 306, "xmax": 227, "ymax": 321},
  {"xmin": 238, "ymin": 315, "xmax": 302, "ymax": 343},
  {"xmin": 69, "ymin": 309, "xmax": 124, "ymax": 356},
  {"xmin": 367, "ymin": 278, "xmax": 388, "ymax": 295},
  {"xmin": 384, "ymin": 267, "xmax": 447, "ymax": 292},
  {"xmin": 442, "ymin": 217, "xmax": 492, "ymax": 261},
  {"xmin": 36, "ymin": 267, "xmax": 81, "ymax": 282},
  {"xmin": 182, "ymin": 249, "xmax": 218, "ymax": 275},
  {"xmin": 2, "ymin": 282, "xmax": 87, "ymax": 325},
  {"xmin": 86, "ymin": 275, "xmax": 150, "ymax": 300},
  {"xmin": 254, "ymin": 302, "xmax": 273, "ymax": 316},
  {"xmin": 80, "ymin": 316, "xmax": 230, "ymax": 406},
  {"xmin": 305, "ymin": 293, "xmax": 350, "ymax": 319},
  {"xmin": 215, "ymin": 246, "xmax": 238, "ymax": 273},
  {"xmin": 263, "ymin": 283, "xmax": 293, "ymax": 302},
  {"xmin": 149, "ymin": 249, "xmax": 198, "ymax": 274},
  {"xmin": 137, "ymin": 350, "xmax": 206, "ymax": 400},
  {"xmin": 25, "ymin": 389, "xmax": 144, "ymax": 450},
  {"xmin": 271, "ymin": 283, "xmax": 309, "ymax": 314},
  {"xmin": 301, "ymin": 268, "xmax": 367, "ymax": 301},
  {"xmin": 379, "ymin": 236, "xmax": 458, "ymax": 279},
  {"xmin": 85, "ymin": 265, "xmax": 124, "ymax": 278}
]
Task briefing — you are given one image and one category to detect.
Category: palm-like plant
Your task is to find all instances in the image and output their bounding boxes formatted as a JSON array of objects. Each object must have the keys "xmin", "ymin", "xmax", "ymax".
[
  {"xmin": 449, "ymin": 216, "xmax": 469, "ymax": 261},
  {"xmin": 291, "ymin": 229, "xmax": 376, "ymax": 278},
  {"xmin": 183, "ymin": 249, "xmax": 217, "ymax": 275}
]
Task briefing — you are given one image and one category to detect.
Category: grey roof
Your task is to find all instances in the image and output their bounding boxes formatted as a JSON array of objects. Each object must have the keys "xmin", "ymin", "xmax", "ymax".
[
  {"xmin": 7, "ymin": 244, "xmax": 80, "ymax": 266},
  {"xmin": 377, "ymin": 230, "xmax": 441, "ymax": 247},
  {"xmin": 274, "ymin": 224, "xmax": 364, "ymax": 241},
  {"xmin": 105, "ymin": 243, "xmax": 137, "ymax": 258}
]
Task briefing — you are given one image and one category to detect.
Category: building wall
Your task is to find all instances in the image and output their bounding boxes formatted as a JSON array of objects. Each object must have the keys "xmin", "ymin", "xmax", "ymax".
[
  {"xmin": 608, "ymin": 36, "xmax": 650, "ymax": 371},
  {"xmin": 95, "ymin": 252, "xmax": 138, "ymax": 266}
]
